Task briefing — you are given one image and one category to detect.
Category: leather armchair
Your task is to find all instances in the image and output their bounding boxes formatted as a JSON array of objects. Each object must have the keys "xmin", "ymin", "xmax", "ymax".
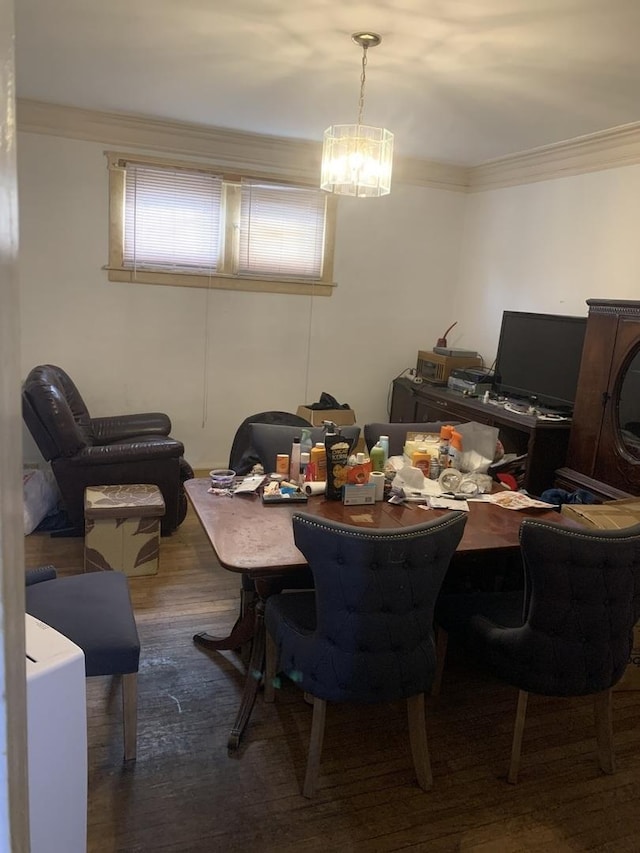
[{"xmin": 22, "ymin": 364, "xmax": 193, "ymax": 535}]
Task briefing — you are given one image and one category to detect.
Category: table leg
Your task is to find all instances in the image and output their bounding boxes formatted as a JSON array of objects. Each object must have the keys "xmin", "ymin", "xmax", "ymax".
[
  {"xmin": 227, "ymin": 599, "xmax": 266, "ymax": 753},
  {"xmin": 193, "ymin": 600, "xmax": 256, "ymax": 652}
]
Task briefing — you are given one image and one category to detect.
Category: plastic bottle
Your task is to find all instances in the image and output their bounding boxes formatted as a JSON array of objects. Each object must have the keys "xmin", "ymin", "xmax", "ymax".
[
  {"xmin": 310, "ymin": 442, "xmax": 327, "ymax": 481},
  {"xmin": 300, "ymin": 428, "xmax": 313, "ymax": 459},
  {"xmin": 447, "ymin": 430, "xmax": 463, "ymax": 469},
  {"xmin": 439, "ymin": 425, "xmax": 454, "ymax": 469},
  {"xmin": 289, "ymin": 436, "xmax": 301, "ymax": 483},
  {"xmin": 379, "ymin": 435, "xmax": 390, "ymax": 465},
  {"xmin": 370, "ymin": 442, "xmax": 385, "ymax": 473},
  {"xmin": 411, "ymin": 445, "xmax": 431, "ymax": 475},
  {"xmin": 299, "ymin": 451, "xmax": 310, "ymax": 485}
]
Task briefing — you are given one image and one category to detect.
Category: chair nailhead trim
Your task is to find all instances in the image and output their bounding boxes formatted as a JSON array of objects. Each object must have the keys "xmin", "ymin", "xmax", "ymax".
[
  {"xmin": 520, "ymin": 519, "xmax": 640, "ymax": 545},
  {"xmin": 292, "ymin": 512, "xmax": 464, "ymax": 542}
]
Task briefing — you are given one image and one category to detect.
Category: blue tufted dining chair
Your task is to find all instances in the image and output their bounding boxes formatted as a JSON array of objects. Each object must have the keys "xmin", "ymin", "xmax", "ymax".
[
  {"xmin": 25, "ymin": 565, "xmax": 141, "ymax": 760},
  {"xmin": 264, "ymin": 510, "xmax": 467, "ymax": 797},
  {"xmin": 228, "ymin": 411, "xmax": 313, "ymax": 476},
  {"xmin": 433, "ymin": 518, "xmax": 640, "ymax": 783}
]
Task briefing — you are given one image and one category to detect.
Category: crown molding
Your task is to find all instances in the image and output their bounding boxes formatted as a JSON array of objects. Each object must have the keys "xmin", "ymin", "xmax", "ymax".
[
  {"xmin": 17, "ymin": 99, "xmax": 640, "ymax": 193},
  {"xmin": 16, "ymin": 99, "xmax": 321, "ymax": 182},
  {"xmin": 468, "ymin": 122, "xmax": 640, "ymax": 192},
  {"xmin": 16, "ymin": 99, "xmax": 469, "ymax": 192}
]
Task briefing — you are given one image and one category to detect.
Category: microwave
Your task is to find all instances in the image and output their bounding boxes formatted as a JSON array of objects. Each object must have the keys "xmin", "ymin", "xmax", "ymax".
[{"xmin": 416, "ymin": 350, "xmax": 482, "ymax": 385}]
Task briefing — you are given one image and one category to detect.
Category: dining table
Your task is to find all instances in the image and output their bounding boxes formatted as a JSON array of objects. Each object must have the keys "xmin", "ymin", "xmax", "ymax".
[{"xmin": 184, "ymin": 477, "xmax": 574, "ymax": 752}]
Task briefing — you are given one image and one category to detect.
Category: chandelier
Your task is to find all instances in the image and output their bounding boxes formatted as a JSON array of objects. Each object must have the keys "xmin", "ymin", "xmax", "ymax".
[{"xmin": 320, "ymin": 32, "xmax": 394, "ymax": 198}]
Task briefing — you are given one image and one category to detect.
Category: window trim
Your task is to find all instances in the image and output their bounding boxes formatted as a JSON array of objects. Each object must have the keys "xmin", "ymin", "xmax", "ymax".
[{"xmin": 105, "ymin": 152, "xmax": 337, "ymax": 297}]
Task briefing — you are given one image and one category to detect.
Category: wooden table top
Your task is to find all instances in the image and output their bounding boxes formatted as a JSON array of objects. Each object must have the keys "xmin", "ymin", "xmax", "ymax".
[{"xmin": 185, "ymin": 478, "xmax": 572, "ymax": 578}]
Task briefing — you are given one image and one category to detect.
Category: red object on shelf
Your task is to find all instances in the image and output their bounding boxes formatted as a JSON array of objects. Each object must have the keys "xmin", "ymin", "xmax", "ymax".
[
  {"xmin": 497, "ymin": 473, "xmax": 518, "ymax": 491},
  {"xmin": 436, "ymin": 321, "xmax": 458, "ymax": 348}
]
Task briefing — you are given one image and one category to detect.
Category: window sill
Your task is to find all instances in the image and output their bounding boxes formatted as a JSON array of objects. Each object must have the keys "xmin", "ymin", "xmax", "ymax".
[{"xmin": 105, "ymin": 267, "xmax": 335, "ymax": 297}]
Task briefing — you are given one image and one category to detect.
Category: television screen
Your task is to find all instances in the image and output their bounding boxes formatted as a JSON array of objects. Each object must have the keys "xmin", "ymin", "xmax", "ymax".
[{"xmin": 494, "ymin": 311, "xmax": 587, "ymax": 412}]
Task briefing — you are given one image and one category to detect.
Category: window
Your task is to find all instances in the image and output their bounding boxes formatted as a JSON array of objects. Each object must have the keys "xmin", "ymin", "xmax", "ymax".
[{"xmin": 106, "ymin": 153, "xmax": 337, "ymax": 296}]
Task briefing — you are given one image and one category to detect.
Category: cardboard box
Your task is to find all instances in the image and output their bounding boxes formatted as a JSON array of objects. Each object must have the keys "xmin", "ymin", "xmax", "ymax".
[
  {"xmin": 297, "ymin": 405, "xmax": 362, "ymax": 453},
  {"xmin": 296, "ymin": 405, "xmax": 356, "ymax": 427},
  {"xmin": 560, "ymin": 498, "xmax": 640, "ymax": 691},
  {"xmin": 560, "ymin": 498, "xmax": 640, "ymax": 530}
]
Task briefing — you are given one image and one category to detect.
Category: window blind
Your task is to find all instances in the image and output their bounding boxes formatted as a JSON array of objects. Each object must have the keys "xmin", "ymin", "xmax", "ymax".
[
  {"xmin": 124, "ymin": 165, "xmax": 223, "ymax": 273},
  {"xmin": 238, "ymin": 181, "xmax": 326, "ymax": 280}
]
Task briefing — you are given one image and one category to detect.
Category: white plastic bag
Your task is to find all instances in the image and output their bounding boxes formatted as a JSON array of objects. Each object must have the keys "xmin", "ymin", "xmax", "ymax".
[
  {"xmin": 456, "ymin": 422, "xmax": 500, "ymax": 474},
  {"xmin": 23, "ymin": 467, "xmax": 59, "ymax": 534}
]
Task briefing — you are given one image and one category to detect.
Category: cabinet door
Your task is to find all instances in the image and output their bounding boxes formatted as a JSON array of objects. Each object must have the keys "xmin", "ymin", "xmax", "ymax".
[
  {"xmin": 415, "ymin": 397, "xmax": 493, "ymax": 427},
  {"xmin": 593, "ymin": 318, "xmax": 640, "ymax": 492},
  {"xmin": 390, "ymin": 379, "xmax": 417, "ymax": 422},
  {"xmin": 565, "ymin": 311, "xmax": 617, "ymax": 478}
]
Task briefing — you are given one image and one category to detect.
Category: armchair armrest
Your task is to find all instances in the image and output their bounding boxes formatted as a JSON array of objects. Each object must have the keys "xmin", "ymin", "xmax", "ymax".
[
  {"xmin": 91, "ymin": 413, "xmax": 172, "ymax": 444},
  {"xmin": 67, "ymin": 438, "xmax": 185, "ymax": 466},
  {"xmin": 25, "ymin": 565, "xmax": 58, "ymax": 585}
]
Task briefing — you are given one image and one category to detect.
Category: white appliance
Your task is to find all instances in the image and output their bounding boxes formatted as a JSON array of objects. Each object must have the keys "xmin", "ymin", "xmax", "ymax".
[{"xmin": 25, "ymin": 613, "xmax": 87, "ymax": 853}]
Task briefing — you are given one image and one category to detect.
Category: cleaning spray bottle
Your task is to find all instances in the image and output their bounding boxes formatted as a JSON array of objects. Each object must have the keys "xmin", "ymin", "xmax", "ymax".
[{"xmin": 323, "ymin": 420, "xmax": 350, "ymax": 500}]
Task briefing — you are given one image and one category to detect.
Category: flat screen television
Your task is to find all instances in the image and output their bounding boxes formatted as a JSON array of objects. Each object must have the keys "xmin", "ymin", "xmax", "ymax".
[{"xmin": 493, "ymin": 311, "xmax": 587, "ymax": 413}]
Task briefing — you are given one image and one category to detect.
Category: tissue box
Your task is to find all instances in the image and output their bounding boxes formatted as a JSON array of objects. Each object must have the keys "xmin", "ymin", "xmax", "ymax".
[{"xmin": 342, "ymin": 483, "xmax": 376, "ymax": 506}]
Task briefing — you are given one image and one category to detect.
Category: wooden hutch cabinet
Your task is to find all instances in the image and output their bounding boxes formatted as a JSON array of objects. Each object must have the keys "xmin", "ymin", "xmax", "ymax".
[{"xmin": 555, "ymin": 299, "xmax": 640, "ymax": 500}]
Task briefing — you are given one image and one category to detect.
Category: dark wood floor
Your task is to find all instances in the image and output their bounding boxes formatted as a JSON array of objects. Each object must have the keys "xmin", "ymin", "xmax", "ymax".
[{"xmin": 24, "ymin": 501, "xmax": 640, "ymax": 853}]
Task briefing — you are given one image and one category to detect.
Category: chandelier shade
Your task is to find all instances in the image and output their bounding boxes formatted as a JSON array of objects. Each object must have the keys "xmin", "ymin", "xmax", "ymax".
[
  {"xmin": 320, "ymin": 32, "xmax": 394, "ymax": 198},
  {"xmin": 320, "ymin": 124, "xmax": 394, "ymax": 198}
]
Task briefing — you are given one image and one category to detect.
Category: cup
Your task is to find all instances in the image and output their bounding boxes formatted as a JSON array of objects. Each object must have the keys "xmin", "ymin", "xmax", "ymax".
[
  {"xmin": 209, "ymin": 469, "xmax": 236, "ymax": 490},
  {"xmin": 369, "ymin": 471, "xmax": 385, "ymax": 501}
]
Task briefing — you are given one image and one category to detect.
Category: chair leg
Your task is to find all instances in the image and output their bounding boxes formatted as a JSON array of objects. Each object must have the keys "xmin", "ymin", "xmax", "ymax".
[
  {"xmin": 264, "ymin": 632, "xmax": 277, "ymax": 703},
  {"xmin": 303, "ymin": 696, "xmax": 326, "ymax": 798},
  {"xmin": 508, "ymin": 689, "xmax": 528, "ymax": 784},
  {"xmin": 431, "ymin": 627, "xmax": 448, "ymax": 698},
  {"xmin": 594, "ymin": 688, "xmax": 616, "ymax": 774},
  {"xmin": 122, "ymin": 672, "xmax": 138, "ymax": 762},
  {"xmin": 407, "ymin": 693, "xmax": 433, "ymax": 791}
]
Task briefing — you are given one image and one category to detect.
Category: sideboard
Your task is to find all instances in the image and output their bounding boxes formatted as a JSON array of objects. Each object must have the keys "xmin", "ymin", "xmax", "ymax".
[{"xmin": 390, "ymin": 378, "xmax": 572, "ymax": 495}]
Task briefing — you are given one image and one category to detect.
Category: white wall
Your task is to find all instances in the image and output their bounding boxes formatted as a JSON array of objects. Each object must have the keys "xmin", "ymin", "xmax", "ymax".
[
  {"xmin": 17, "ymin": 132, "xmax": 466, "ymax": 468},
  {"xmin": 19, "ymin": 130, "xmax": 640, "ymax": 471},
  {"xmin": 452, "ymin": 166, "xmax": 640, "ymax": 366}
]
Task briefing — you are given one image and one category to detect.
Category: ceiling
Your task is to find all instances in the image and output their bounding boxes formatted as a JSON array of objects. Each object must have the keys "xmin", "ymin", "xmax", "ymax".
[{"xmin": 14, "ymin": 0, "xmax": 640, "ymax": 166}]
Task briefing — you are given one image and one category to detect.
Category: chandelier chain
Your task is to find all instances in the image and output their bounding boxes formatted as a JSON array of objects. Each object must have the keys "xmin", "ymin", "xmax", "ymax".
[{"xmin": 357, "ymin": 46, "xmax": 368, "ymax": 127}]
